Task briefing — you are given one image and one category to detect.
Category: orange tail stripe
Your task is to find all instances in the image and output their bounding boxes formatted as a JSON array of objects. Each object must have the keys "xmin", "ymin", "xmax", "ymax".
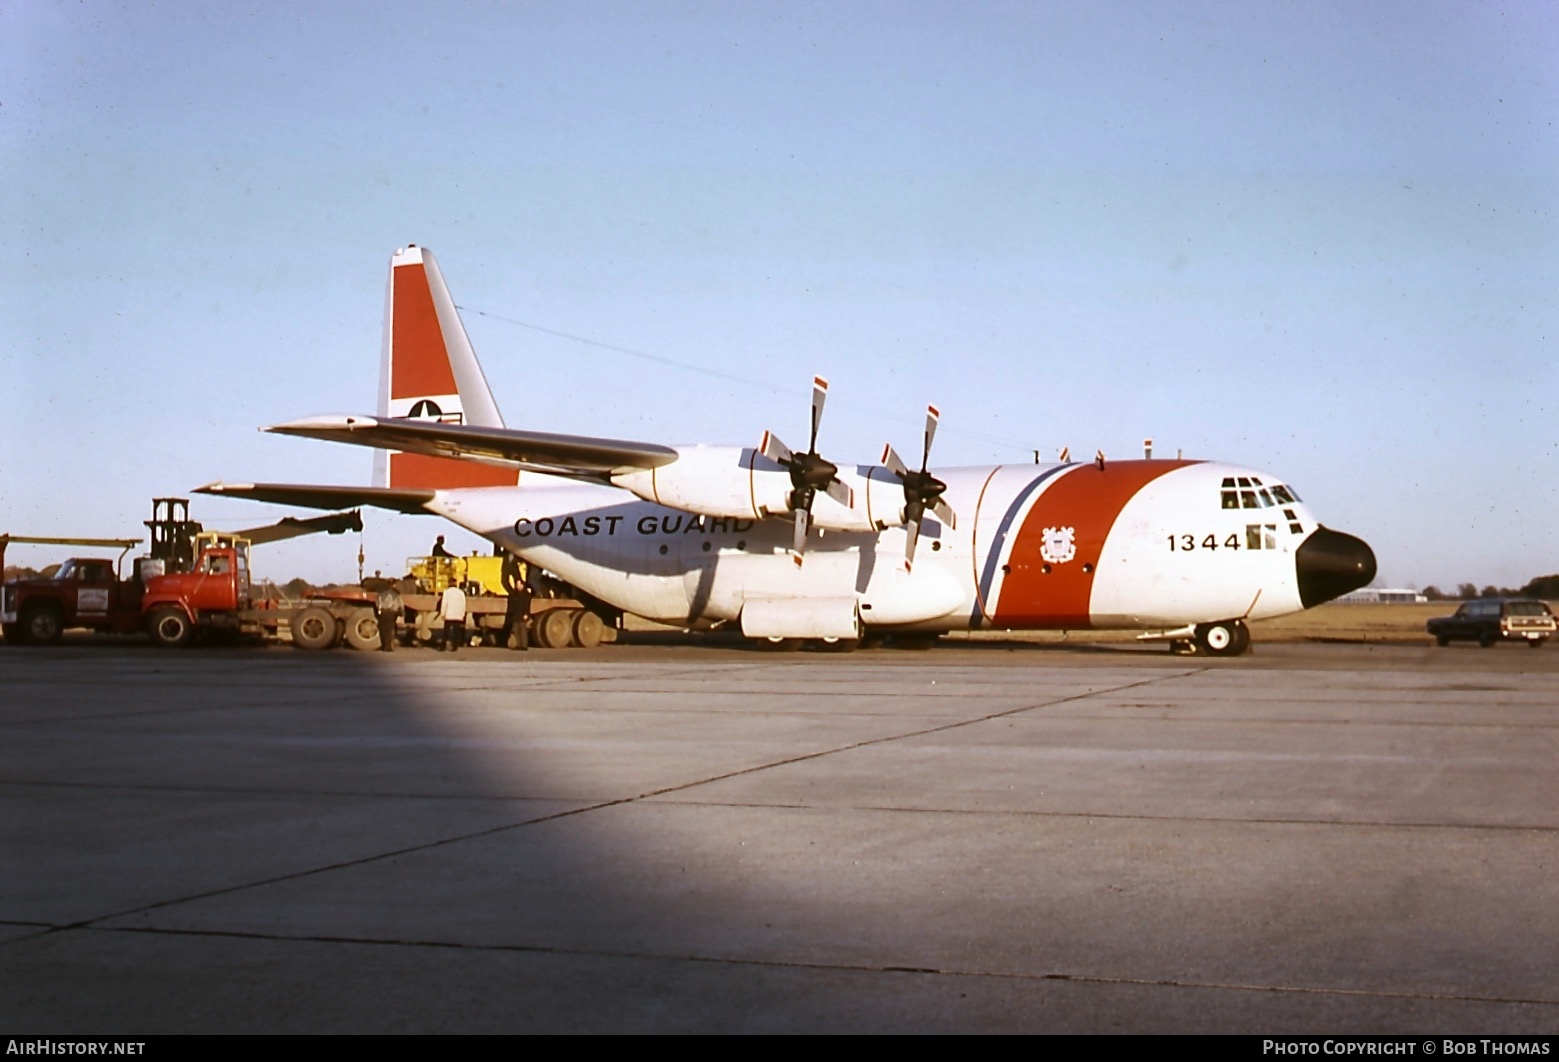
[{"xmin": 390, "ymin": 263, "xmax": 459, "ymax": 400}]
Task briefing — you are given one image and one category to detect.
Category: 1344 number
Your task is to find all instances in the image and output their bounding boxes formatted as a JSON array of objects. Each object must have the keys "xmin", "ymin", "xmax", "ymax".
[{"xmin": 1167, "ymin": 533, "xmax": 1242, "ymax": 551}]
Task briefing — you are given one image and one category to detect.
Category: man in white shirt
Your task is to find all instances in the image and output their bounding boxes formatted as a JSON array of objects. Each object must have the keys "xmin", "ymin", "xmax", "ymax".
[{"xmin": 439, "ymin": 584, "xmax": 468, "ymax": 653}]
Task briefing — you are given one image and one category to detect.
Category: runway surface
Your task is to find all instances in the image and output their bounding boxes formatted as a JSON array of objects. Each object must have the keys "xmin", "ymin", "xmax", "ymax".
[{"xmin": 3, "ymin": 640, "xmax": 1556, "ymax": 1032}]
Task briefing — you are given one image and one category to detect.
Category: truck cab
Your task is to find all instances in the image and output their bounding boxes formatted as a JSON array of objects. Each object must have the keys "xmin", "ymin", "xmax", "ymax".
[
  {"xmin": 140, "ymin": 535, "xmax": 253, "ymax": 645},
  {"xmin": 1, "ymin": 556, "xmax": 145, "ymax": 644}
]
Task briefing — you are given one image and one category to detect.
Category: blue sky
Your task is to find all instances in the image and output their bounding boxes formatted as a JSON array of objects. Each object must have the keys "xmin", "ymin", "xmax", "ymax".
[{"xmin": 4, "ymin": 1, "xmax": 1555, "ymax": 589}]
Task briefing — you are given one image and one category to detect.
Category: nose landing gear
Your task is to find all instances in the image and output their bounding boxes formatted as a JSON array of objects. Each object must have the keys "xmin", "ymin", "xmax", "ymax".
[{"xmin": 1194, "ymin": 619, "xmax": 1251, "ymax": 656}]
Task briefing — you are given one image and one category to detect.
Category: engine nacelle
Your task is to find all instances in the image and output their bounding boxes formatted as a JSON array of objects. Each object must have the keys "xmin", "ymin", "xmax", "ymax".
[
  {"xmin": 612, "ymin": 446, "xmax": 912, "ymax": 533},
  {"xmin": 611, "ymin": 445, "xmax": 788, "ymax": 520}
]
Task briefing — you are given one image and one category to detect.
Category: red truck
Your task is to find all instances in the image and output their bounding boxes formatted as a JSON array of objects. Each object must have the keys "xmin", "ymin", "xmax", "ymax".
[
  {"xmin": 139, "ymin": 532, "xmax": 381, "ymax": 650},
  {"xmin": 3, "ymin": 499, "xmax": 367, "ymax": 648},
  {"xmin": 1, "ymin": 541, "xmax": 145, "ymax": 644}
]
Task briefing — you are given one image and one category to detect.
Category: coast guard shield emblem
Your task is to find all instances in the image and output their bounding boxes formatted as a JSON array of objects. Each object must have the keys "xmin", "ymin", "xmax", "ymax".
[{"xmin": 1040, "ymin": 526, "xmax": 1077, "ymax": 565}]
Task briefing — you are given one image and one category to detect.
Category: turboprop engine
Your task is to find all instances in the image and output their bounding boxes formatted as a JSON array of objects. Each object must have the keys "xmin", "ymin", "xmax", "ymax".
[
  {"xmin": 610, "ymin": 378, "xmax": 960, "ymax": 569},
  {"xmin": 608, "ymin": 445, "xmax": 889, "ymax": 533}
]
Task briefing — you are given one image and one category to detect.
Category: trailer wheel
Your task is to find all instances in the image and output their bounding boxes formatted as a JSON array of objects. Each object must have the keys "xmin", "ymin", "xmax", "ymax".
[
  {"xmin": 344, "ymin": 607, "xmax": 380, "ymax": 651},
  {"xmin": 146, "ymin": 607, "xmax": 194, "ymax": 648},
  {"xmin": 571, "ymin": 609, "xmax": 605, "ymax": 649},
  {"xmin": 535, "ymin": 608, "xmax": 576, "ymax": 649},
  {"xmin": 291, "ymin": 606, "xmax": 338, "ymax": 650}
]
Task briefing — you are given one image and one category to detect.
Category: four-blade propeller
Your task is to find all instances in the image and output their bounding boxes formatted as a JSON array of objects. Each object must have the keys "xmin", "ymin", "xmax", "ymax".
[
  {"xmin": 762, "ymin": 379, "xmax": 958, "ymax": 568},
  {"xmin": 882, "ymin": 404, "xmax": 958, "ymax": 570},
  {"xmin": 760, "ymin": 376, "xmax": 854, "ymax": 563}
]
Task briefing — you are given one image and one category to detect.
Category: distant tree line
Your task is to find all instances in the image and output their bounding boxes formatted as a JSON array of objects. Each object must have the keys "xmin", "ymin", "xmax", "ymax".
[{"xmin": 1420, "ymin": 574, "xmax": 1559, "ymax": 601}]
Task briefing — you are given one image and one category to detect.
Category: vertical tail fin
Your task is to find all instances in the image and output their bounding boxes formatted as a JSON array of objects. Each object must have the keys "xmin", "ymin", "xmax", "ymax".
[{"xmin": 375, "ymin": 245, "xmax": 519, "ymax": 489}]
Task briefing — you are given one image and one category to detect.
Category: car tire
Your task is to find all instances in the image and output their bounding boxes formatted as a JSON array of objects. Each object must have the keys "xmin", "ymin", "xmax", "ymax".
[{"xmin": 1435, "ymin": 634, "xmax": 1450, "ymax": 647}]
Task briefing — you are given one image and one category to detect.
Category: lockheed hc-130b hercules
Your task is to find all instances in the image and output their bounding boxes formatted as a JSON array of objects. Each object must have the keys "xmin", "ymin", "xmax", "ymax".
[{"xmin": 201, "ymin": 246, "xmax": 1376, "ymax": 654}]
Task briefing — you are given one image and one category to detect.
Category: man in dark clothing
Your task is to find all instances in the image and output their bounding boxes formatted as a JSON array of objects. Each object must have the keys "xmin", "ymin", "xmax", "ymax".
[
  {"xmin": 499, "ymin": 552, "xmax": 532, "ymax": 651},
  {"xmin": 375, "ymin": 582, "xmax": 403, "ymax": 652},
  {"xmin": 431, "ymin": 535, "xmax": 452, "ymax": 558}
]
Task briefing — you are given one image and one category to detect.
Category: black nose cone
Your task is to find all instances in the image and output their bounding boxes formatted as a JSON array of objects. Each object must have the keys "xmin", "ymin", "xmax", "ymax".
[{"xmin": 1296, "ymin": 527, "xmax": 1378, "ymax": 608}]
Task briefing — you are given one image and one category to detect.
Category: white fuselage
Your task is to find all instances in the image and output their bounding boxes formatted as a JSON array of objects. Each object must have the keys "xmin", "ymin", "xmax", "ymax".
[{"xmin": 426, "ymin": 459, "xmax": 1318, "ymax": 633}]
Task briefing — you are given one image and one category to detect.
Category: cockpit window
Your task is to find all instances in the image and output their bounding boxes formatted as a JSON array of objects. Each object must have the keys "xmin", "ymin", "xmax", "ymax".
[{"xmin": 1221, "ymin": 480, "xmax": 1303, "ymax": 509}]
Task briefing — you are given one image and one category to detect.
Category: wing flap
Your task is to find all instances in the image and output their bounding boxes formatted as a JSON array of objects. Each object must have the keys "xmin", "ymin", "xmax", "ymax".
[{"xmin": 266, "ymin": 415, "xmax": 678, "ymax": 479}]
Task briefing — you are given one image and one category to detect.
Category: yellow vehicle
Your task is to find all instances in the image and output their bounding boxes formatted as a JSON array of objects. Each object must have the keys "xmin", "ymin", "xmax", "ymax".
[
  {"xmin": 398, "ymin": 554, "xmax": 615, "ymax": 649},
  {"xmin": 406, "ymin": 554, "xmax": 506, "ymax": 596}
]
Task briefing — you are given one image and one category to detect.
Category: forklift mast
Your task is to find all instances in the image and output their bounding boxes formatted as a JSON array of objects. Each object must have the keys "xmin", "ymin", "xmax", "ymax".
[{"xmin": 146, "ymin": 498, "xmax": 203, "ymax": 574}]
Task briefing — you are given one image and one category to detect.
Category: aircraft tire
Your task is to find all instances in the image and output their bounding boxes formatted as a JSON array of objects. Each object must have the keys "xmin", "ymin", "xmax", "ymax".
[
  {"xmin": 22, "ymin": 604, "xmax": 64, "ymax": 646},
  {"xmin": 291, "ymin": 606, "xmax": 338, "ymax": 651},
  {"xmin": 816, "ymin": 637, "xmax": 862, "ymax": 652},
  {"xmin": 344, "ymin": 607, "xmax": 380, "ymax": 651},
  {"xmin": 146, "ymin": 606, "xmax": 193, "ymax": 649},
  {"xmin": 1195, "ymin": 620, "xmax": 1249, "ymax": 657}
]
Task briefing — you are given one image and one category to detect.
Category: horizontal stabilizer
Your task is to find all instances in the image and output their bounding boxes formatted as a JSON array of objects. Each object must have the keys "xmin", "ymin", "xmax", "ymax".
[
  {"xmin": 196, "ymin": 482, "xmax": 437, "ymax": 515},
  {"xmin": 267, "ymin": 415, "xmax": 679, "ymax": 480}
]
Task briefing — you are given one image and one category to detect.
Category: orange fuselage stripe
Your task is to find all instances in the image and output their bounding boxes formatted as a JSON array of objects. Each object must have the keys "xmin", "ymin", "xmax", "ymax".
[{"xmin": 992, "ymin": 460, "xmax": 1191, "ymax": 627}]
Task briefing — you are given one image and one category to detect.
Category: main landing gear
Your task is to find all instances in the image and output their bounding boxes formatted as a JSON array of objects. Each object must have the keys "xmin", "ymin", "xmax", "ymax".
[{"xmin": 1170, "ymin": 620, "xmax": 1251, "ymax": 657}]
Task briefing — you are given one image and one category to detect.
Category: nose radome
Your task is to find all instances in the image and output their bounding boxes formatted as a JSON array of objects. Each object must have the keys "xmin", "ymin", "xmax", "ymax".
[{"xmin": 1295, "ymin": 527, "xmax": 1378, "ymax": 608}]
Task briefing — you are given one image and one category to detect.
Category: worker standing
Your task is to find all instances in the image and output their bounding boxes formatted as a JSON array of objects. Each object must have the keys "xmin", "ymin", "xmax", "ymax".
[
  {"xmin": 375, "ymin": 581, "xmax": 403, "ymax": 652},
  {"xmin": 499, "ymin": 552, "xmax": 531, "ymax": 651},
  {"xmin": 439, "ymin": 583, "xmax": 468, "ymax": 652}
]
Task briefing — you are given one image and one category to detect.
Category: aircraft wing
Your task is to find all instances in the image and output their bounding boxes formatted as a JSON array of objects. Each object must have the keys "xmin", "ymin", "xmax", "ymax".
[
  {"xmin": 265, "ymin": 415, "xmax": 679, "ymax": 480},
  {"xmin": 197, "ymin": 482, "xmax": 438, "ymax": 515}
]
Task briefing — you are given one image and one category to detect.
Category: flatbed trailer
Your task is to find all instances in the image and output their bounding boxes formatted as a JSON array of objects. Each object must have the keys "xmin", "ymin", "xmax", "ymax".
[{"xmin": 399, "ymin": 592, "xmax": 614, "ymax": 649}]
